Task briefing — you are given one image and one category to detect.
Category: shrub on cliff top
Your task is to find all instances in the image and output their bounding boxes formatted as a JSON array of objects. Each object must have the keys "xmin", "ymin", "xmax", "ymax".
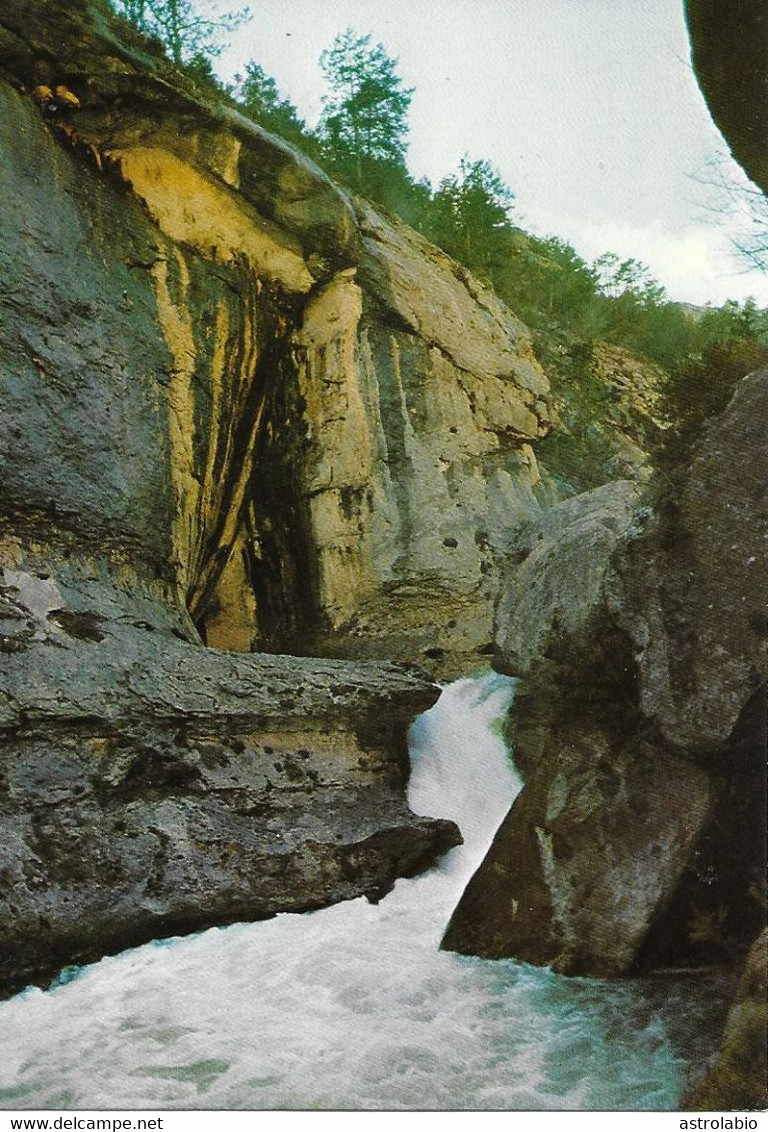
[{"xmin": 111, "ymin": 0, "xmax": 250, "ymax": 66}]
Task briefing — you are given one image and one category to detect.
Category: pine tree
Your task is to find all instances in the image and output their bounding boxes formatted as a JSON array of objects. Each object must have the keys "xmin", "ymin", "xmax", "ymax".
[
  {"xmin": 318, "ymin": 29, "xmax": 413, "ymax": 188},
  {"xmin": 235, "ymin": 62, "xmax": 310, "ymax": 148},
  {"xmin": 428, "ymin": 158, "xmax": 515, "ymax": 282},
  {"xmin": 112, "ymin": 0, "xmax": 250, "ymax": 66}
]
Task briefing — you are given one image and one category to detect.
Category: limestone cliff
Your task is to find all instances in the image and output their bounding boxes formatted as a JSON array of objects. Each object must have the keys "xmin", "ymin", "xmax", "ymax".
[
  {"xmin": 444, "ymin": 370, "xmax": 767, "ymax": 976},
  {"xmin": 0, "ymin": 0, "xmax": 552, "ymax": 680},
  {"xmin": 0, "ymin": 0, "xmax": 557, "ymax": 992}
]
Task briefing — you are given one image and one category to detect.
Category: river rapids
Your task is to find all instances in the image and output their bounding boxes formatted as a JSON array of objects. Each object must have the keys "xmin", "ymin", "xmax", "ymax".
[{"xmin": 0, "ymin": 674, "xmax": 725, "ymax": 1109}]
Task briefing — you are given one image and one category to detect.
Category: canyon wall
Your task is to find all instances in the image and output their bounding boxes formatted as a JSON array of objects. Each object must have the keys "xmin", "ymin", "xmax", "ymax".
[
  {"xmin": 0, "ymin": 0, "xmax": 556, "ymax": 991},
  {"xmin": 1, "ymin": 0, "xmax": 553, "ymax": 681},
  {"xmin": 444, "ymin": 370, "xmax": 767, "ymax": 984}
]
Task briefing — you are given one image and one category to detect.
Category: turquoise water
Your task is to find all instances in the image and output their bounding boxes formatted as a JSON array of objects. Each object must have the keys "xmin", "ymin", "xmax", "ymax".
[{"xmin": 0, "ymin": 675, "xmax": 725, "ymax": 1109}]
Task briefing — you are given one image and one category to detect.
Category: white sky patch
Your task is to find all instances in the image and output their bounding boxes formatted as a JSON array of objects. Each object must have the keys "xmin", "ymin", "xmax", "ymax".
[
  {"xmin": 216, "ymin": 0, "xmax": 767, "ymax": 307},
  {"xmin": 572, "ymin": 221, "xmax": 768, "ymax": 307}
]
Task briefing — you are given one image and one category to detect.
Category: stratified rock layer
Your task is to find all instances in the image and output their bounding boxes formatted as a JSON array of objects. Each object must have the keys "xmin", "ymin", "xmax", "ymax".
[
  {"xmin": 444, "ymin": 371, "xmax": 767, "ymax": 977},
  {"xmin": 0, "ymin": 556, "xmax": 459, "ymax": 997},
  {"xmin": 0, "ymin": 0, "xmax": 553, "ymax": 678}
]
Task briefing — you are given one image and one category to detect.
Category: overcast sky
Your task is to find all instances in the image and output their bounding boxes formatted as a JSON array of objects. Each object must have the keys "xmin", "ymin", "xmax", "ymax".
[{"xmin": 216, "ymin": 0, "xmax": 767, "ymax": 307}]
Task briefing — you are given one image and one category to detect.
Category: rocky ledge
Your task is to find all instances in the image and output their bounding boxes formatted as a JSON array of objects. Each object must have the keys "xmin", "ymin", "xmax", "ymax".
[{"xmin": 0, "ymin": 558, "xmax": 459, "ymax": 999}]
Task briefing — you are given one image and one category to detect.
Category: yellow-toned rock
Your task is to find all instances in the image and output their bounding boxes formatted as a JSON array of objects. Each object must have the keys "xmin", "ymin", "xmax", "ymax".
[
  {"xmin": 54, "ymin": 84, "xmax": 80, "ymax": 108},
  {"xmin": 114, "ymin": 147, "xmax": 313, "ymax": 294},
  {"xmin": 1, "ymin": 4, "xmax": 556, "ymax": 673}
]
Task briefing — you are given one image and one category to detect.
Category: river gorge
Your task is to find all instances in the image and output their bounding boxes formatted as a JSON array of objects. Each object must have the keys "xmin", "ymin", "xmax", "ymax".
[
  {"xmin": 0, "ymin": 0, "xmax": 765, "ymax": 1113},
  {"xmin": 0, "ymin": 676, "xmax": 729, "ymax": 1110}
]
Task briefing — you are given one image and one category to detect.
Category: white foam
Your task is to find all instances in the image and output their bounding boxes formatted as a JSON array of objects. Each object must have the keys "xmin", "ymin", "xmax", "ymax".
[{"xmin": 0, "ymin": 674, "xmax": 721, "ymax": 1109}]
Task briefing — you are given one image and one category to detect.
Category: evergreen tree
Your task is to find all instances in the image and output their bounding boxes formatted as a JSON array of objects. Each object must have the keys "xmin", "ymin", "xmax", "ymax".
[
  {"xmin": 318, "ymin": 29, "xmax": 413, "ymax": 188},
  {"xmin": 234, "ymin": 62, "xmax": 311, "ymax": 148},
  {"xmin": 426, "ymin": 158, "xmax": 516, "ymax": 286},
  {"xmin": 112, "ymin": 0, "xmax": 250, "ymax": 66},
  {"xmin": 521, "ymin": 236, "xmax": 603, "ymax": 334}
]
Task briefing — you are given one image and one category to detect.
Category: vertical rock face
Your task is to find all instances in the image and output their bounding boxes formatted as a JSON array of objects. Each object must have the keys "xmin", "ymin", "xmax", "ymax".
[
  {"xmin": 257, "ymin": 203, "xmax": 553, "ymax": 672},
  {"xmin": 0, "ymin": 71, "xmax": 327, "ymax": 649},
  {"xmin": 443, "ymin": 480, "xmax": 716, "ymax": 973},
  {"xmin": 626, "ymin": 371, "xmax": 768, "ymax": 755},
  {"xmin": 491, "ymin": 481, "xmax": 642, "ymax": 685},
  {"xmin": 0, "ymin": 0, "xmax": 553, "ymax": 675},
  {"xmin": 0, "ymin": 0, "xmax": 554, "ymax": 991},
  {"xmin": 444, "ymin": 371, "xmax": 767, "ymax": 977}
]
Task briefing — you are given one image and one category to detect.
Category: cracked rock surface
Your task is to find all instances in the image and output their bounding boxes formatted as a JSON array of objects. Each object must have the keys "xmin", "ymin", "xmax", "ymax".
[{"xmin": 0, "ymin": 561, "xmax": 459, "ymax": 997}]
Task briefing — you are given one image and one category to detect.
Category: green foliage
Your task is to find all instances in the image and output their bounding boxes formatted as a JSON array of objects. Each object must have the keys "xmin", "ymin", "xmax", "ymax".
[
  {"xmin": 424, "ymin": 158, "xmax": 516, "ymax": 284},
  {"xmin": 112, "ymin": 0, "xmax": 250, "ymax": 66},
  {"xmin": 233, "ymin": 62, "xmax": 317, "ymax": 153},
  {"xmin": 318, "ymin": 29, "xmax": 414, "ymax": 192},
  {"xmin": 658, "ymin": 313, "xmax": 768, "ymax": 471},
  {"xmin": 107, "ymin": 2, "xmax": 767, "ymax": 493},
  {"xmin": 695, "ymin": 297, "xmax": 768, "ymax": 347},
  {"xmin": 533, "ymin": 340, "xmax": 632, "ymax": 492}
]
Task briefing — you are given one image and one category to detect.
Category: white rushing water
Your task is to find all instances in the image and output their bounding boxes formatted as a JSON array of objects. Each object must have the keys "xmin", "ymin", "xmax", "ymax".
[{"xmin": 0, "ymin": 674, "xmax": 724, "ymax": 1110}]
